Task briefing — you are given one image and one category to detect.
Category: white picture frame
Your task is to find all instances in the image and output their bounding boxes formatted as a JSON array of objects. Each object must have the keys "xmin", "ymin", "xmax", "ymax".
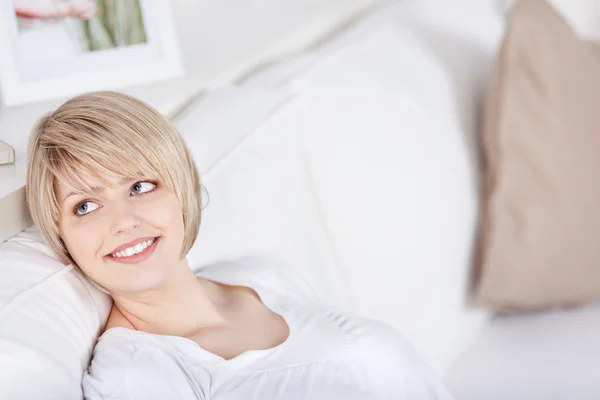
[{"xmin": 0, "ymin": 0, "xmax": 184, "ymax": 107}]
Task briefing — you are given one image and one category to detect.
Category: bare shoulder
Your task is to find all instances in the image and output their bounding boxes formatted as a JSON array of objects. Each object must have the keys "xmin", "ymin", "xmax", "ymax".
[{"xmin": 104, "ymin": 304, "xmax": 135, "ymax": 332}]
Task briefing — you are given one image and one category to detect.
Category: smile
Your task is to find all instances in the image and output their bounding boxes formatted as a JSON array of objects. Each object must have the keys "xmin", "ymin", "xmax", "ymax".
[
  {"xmin": 106, "ymin": 236, "xmax": 160, "ymax": 264},
  {"xmin": 112, "ymin": 238, "xmax": 155, "ymax": 257}
]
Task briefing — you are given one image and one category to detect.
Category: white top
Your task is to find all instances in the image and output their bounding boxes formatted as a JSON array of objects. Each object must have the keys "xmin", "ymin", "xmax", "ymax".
[{"xmin": 82, "ymin": 256, "xmax": 454, "ymax": 399}]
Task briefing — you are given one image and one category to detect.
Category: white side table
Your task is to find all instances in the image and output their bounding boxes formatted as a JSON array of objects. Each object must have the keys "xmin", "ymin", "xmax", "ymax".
[
  {"xmin": 0, "ymin": 101, "xmax": 55, "ymax": 242},
  {"xmin": 0, "ymin": 151, "xmax": 29, "ymax": 242}
]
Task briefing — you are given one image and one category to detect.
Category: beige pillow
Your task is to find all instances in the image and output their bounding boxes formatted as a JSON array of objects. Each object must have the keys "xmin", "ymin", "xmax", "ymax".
[{"xmin": 474, "ymin": 0, "xmax": 600, "ymax": 309}]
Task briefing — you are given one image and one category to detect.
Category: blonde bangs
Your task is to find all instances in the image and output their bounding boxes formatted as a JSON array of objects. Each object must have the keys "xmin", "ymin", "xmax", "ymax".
[{"xmin": 45, "ymin": 141, "xmax": 168, "ymax": 199}]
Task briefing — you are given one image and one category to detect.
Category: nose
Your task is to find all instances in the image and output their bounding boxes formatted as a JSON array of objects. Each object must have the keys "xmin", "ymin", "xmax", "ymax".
[{"xmin": 109, "ymin": 202, "xmax": 142, "ymax": 236}]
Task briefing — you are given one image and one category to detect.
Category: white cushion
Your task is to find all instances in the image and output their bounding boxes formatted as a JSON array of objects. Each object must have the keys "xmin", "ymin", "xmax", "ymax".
[
  {"xmin": 445, "ymin": 302, "xmax": 600, "ymax": 399},
  {"xmin": 249, "ymin": 20, "xmax": 489, "ymax": 376},
  {"xmin": 0, "ymin": 228, "xmax": 110, "ymax": 399},
  {"xmin": 173, "ymin": 85, "xmax": 290, "ymax": 172},
  {"xmin": 185, "ymin": 99, "xmax": 344, "ymax": 307}
]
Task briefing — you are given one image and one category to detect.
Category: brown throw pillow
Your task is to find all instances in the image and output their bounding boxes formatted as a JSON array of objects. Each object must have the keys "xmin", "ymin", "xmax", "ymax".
[{"xmin": 474, "ymin": 0, "xmax": 600, "ymax": 309}]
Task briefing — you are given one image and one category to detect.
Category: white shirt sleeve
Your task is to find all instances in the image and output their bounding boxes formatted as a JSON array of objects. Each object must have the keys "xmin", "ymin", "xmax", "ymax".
[{"xmin": 83, "ymin": 335, "xmax": 209, "ymax": 400}]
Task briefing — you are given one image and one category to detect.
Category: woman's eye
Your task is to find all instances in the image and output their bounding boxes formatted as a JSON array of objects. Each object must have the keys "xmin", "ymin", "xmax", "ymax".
[
  {"xmin": 131, "ymin": 181, "xmax": 156, "ymax": 195},
  {"xmin": 75, "ymin": 201, "xmax": 99, "ymax": 216}
]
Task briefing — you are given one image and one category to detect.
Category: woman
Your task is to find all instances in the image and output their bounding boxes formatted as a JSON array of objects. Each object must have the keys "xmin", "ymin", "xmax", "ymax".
[{"xmin": 26, "ymin": 91, "xmax": 454, "ymax": 399}]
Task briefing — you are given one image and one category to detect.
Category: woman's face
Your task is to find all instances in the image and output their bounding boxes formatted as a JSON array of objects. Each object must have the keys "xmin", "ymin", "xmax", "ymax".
[{"xmin": 56, "ymin": 170, "xmax": 186, "ymax": 295}]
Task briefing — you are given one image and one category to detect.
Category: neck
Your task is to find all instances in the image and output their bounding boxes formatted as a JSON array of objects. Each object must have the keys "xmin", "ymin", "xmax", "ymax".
[{"xmin": 110, "ymin": 259, "xmax": 227, "ymax": 337}]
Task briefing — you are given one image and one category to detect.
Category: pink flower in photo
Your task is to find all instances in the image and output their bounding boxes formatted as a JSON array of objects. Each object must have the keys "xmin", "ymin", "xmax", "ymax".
[{"xmin": 13, "ymin": 0, "xmax": 98, "ymax": 20}]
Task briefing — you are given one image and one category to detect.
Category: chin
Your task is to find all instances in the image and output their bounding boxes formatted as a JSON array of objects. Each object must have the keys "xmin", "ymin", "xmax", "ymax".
[{"xmin": 99, "ymin": 258, "xmax": 172, "ymax": 295}]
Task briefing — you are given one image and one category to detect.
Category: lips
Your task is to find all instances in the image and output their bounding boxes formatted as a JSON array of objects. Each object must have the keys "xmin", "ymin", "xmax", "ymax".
[
  {"xmin": 107, "ymin": 236, "xmax": 157, "ymax": 256},
  {"xmin": 105, "ymin": 237, "xmax": 160, "ymax": 265}
]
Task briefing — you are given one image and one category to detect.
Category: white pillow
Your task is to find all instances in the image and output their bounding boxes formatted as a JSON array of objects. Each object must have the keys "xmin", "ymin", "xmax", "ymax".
[
  {"xmin": 291, "ymin": 26, "xmax": 483, "ymax": 375},
  {"xmin": 175, "ymin": 84, "xmax": 344, "ymax": 302},
  {"xmin": 173, "ymin": 85, "xmax": 290, "ymax": 173},
  {"xmin": 185, "ymin": 103, "xmax": 344, "ymax": 307},
  {"xmin": 0, "ymin": 84, "xmax": 292, "ymax": 399},
  {"xmin": 0, "ymin": 228, "xmax": 110, "ymax": 399}
]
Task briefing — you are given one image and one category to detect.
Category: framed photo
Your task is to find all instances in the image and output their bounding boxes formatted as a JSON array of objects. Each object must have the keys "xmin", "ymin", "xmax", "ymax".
[{"xmin": 0, "ymin": 0, "xmax": 184, "ymax": 107}]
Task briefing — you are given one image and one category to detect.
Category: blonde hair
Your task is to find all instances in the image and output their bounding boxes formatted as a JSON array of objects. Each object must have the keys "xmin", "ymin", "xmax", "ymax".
[{"xmin": 26, "ymin": 91, "xmax": 202, "ymax": 267}]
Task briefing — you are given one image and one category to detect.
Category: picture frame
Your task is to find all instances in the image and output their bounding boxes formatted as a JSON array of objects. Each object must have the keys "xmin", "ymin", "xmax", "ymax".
[{"xmin": 0, "ymin": 0, "xmax": 184, "ymax": 107}]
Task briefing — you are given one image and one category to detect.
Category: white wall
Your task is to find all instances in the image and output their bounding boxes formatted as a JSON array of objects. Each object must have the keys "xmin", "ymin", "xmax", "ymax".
[
  {"xmin": 549, "ymin": 0, "xmax": 600, "ymax": 38},
  {"xmin": 503, "ymin": 0, "xmax": 600, "ymax": 38}
]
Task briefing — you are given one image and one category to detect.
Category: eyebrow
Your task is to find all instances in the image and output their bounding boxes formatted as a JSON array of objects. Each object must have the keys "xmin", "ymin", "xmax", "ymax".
[{"xmin": 61, "ymin": 176, "xmax": 137, "ymax": 205}]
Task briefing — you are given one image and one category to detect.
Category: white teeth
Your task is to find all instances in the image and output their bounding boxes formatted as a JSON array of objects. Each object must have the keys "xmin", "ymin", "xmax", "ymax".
[{"xmin": 111, "ymin": 238, "xmax": 155, "ymax": 258}]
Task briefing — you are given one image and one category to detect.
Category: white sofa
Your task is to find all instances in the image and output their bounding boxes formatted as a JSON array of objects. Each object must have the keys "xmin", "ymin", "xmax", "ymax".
[{"xmin": 2, "ymin": 1, "xmax": 600, "ymax": 399}]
